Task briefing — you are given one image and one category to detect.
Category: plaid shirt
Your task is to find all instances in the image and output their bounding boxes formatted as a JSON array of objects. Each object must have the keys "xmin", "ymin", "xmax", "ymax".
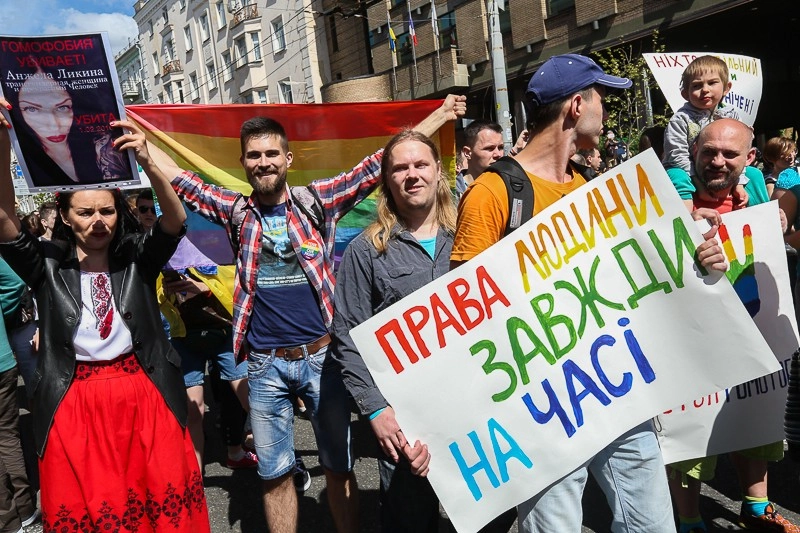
[{"xmin": 171, "ymin": 149, "xmax": 383, "ymax": 361}]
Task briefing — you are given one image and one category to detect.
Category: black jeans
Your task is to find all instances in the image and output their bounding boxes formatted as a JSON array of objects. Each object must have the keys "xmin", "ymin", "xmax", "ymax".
[{"xmin": 0, "ymin": 366, "xmax": 34, "ymax": 532}]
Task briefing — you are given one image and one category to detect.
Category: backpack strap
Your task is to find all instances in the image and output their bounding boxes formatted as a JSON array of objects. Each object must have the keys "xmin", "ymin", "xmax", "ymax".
[
  {"xmin": 486, "ymin": 156, "xmax": 534, "ymax": 237},
  {"xmin": 290, "ymin": 186, "xmax": 325, "ymax": 235},
  {"xmin": 228, "ymin": 194, "xmax": 248, "ymax": 257}
]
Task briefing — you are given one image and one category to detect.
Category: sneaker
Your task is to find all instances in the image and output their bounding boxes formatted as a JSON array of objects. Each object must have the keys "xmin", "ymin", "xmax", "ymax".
[
  {"xmin": 226, "ymin": 450, "xmax": 258, "ymax": 469},
  {"xmin": 293, "ymin": 456, "xmax": 311, "ymax": 493},
  {"xmin": 739, "ymin": 503, "xmax": 800, "ymax": 532},
  {"xmin": 21, "ymin": 508, "xmax": 40, "ymax": 527}
]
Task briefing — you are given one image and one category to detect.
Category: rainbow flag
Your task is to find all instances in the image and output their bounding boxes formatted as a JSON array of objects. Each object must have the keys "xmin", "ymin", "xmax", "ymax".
[{"xmin": 126, "ymin": 101, "xmax": 456, "ymax": 266}]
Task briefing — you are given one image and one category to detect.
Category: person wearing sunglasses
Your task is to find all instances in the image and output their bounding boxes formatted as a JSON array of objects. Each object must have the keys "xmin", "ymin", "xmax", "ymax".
[{"xmin": 134, "ymin": 190, "xmax": 159, "ymax": 231}]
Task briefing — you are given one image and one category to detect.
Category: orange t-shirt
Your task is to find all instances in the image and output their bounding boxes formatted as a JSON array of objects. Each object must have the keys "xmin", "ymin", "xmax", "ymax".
[{"xmin": 451, "ymin": 168, "xmax": 587, "ymax": 262}]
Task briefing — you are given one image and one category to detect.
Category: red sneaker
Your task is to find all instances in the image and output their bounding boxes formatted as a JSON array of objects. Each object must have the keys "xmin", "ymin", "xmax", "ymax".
[
  {"xmin": 226, "ymin": 450, "xmax": 258, "ymax": 469},
  {"xmin": 739, "ymin": 503, "xmax": 800, "ymax": 533}
]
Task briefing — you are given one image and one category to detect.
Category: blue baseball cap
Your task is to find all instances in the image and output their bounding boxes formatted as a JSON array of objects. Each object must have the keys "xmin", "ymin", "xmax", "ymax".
[{"xmin": 526, "ymin": 54, "xmax": 632, "ymax": 106}]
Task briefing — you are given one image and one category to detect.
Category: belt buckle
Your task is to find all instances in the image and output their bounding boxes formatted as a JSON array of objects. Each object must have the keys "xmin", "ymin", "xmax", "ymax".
[{"xmin": 280, "ymin": 346, "xmax": 303, "ymax": 361}]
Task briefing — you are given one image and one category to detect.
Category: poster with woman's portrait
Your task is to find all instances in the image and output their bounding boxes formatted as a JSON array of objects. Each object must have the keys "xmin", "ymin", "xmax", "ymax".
[{"xmin": 0, "ymin": 32, "xmax": 140, "ymax": 192}]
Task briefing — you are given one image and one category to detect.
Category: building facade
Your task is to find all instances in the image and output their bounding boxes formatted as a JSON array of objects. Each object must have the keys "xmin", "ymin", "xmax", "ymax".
[
  {"xmin": 319, "ymin": 0, "xmax": 797, "ymax": 133},
  {"xmin": 130, "ymin": 0, "xmax": 332, "ymax": 105}
]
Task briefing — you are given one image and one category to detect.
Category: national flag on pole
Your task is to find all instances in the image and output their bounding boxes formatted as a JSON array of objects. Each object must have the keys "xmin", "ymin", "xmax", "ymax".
[
  {"xmin": 388, "ymin": 12, "xmax": 397, "ymax": 52},
  {"xmin": 431, "ymin": 0, "xmax": 439, "ymax": 36},
  {"xmin": 409, "ymin": 17, "xmax": 418, "ymax": 46}
]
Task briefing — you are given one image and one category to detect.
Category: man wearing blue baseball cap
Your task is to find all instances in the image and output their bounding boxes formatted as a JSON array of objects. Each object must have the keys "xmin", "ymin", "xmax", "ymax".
[{"xmin": 451, "ymin": 54, "xmax": 674, "ymax": 533}]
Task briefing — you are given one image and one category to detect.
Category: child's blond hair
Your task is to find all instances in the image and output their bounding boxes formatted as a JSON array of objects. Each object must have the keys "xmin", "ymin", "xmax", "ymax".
[{"xmin": 680, "ymin": 55, "xmax": 729, "ymax": 91}]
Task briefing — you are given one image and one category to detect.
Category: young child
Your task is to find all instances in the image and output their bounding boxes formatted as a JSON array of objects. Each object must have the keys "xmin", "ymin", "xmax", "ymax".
[{"xmin": 662, "ymin": 55, "xmax": 748, "ymax": 209}]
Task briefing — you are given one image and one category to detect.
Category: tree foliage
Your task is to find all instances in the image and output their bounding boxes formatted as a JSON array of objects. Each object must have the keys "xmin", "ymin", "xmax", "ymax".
[{"xmin": 592, "ymin": 32, "xmax": 669, "ymax": 154}]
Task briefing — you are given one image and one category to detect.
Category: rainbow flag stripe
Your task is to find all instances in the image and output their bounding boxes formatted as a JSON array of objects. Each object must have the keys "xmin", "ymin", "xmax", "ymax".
[{"xmin": 126, "ymin": 101, "xmax": 456, "ymax": 265}]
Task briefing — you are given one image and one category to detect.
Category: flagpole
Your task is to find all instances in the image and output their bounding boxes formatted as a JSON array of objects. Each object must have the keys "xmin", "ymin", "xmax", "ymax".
[
  {"xmin": 406, "ymin": 0, "xmax": 419, "ymax": 90},
  {"xmin": 431, "ymin": 0, "xmax": 440, "ymax": 84},
  {"xmin": 388, "ymin": 10, "xmax": 397, "ymax": 99}
]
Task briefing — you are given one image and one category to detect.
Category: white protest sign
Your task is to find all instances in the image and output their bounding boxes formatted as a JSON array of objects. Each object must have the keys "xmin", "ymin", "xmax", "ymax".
[
  {"xmin": 350, "ymin": 150, "xmax": 780, "ymax": 533},
  {"xmin": 643, "ymin": 52, "xmax": 762, "ymax": 126},
  {"xmin": 657, "ymin": 201, "xmax": 799, "ymax": 463}
]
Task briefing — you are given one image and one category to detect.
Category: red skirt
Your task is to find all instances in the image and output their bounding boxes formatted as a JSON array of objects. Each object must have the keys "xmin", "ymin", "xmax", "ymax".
[{"xmin": 39, "ymin": 354, "xmax": 210, "ymax": 533}]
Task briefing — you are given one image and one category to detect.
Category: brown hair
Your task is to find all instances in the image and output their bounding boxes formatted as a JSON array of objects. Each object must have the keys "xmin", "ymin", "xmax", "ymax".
[
  {"xmin": 762, "ymin": 136, "xmax": 796, "ymax": 165},
  {"xmin": 365, "ymin": 130, "xmax": 456, "ymax": 254},
  {"xmin": 681, "ymin": 55, "xmax": 729, "ymax": 91}
]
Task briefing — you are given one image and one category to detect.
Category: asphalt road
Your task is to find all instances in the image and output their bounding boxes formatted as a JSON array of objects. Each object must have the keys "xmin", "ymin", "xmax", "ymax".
[{"xmin": 16, "ymin": 381, "xmax": 800, "ymax": 532}]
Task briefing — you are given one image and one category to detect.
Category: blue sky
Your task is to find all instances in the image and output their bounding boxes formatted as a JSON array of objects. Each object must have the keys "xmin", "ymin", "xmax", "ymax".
[{"xmin": 1, "ymin": 0, "xmax": 139, "ymax": 54}]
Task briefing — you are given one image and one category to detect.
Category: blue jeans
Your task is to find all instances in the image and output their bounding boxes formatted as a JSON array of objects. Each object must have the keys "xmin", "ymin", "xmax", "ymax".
[
  {"xmin": 172, "ymin": 328, "xmax": 246, "ymax": 387},
  {"xmin": 8, "ymin": 322, "xmax": 37, "ymax": 398},
  {"xmin": 517, "ymin": 421, "xmax": 673, "ymax": 533},
  {"xmin": 247, "ymin": 345, "xmax": 353, "ymax": 480}
]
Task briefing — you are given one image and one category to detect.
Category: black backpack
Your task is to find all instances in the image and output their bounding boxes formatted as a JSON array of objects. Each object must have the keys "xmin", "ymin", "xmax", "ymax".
[
  {"xmin": 485, "ymin": 156, "xmax": 534, "ymax": 237},
  {"xmin": 486, "ymin": 157, "xmax": 590, "ymax": 236},
  {"xmin": 227, "ymin": 187, "xmax": 325, "ymax": 256}
]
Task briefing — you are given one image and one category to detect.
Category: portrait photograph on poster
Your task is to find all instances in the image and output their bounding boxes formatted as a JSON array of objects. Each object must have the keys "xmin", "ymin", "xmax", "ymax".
[{"xmin": 0, "ymin": 32, "xmax": 140, "ymax": 192}]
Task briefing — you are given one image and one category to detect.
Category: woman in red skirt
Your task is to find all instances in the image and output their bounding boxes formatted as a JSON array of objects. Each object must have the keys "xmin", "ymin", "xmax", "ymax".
[{"xmin": 0, "ymin": 102, "xmax": 210, "ymax": 533}]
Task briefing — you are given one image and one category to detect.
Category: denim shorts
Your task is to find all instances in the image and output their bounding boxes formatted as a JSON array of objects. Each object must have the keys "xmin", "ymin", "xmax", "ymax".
[
  {"xmin": 247, "ymin": 344, "xmax": 353, "ymax": 481},
  {"xmin": 172, "ymin": 327, "xmax": 247, "ymax": 388}
]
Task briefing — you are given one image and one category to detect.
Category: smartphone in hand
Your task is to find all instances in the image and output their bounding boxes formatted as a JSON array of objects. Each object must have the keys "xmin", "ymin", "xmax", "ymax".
[{"xmin": 162, "ymin": 270, "xmax": 184, "ymax": 283}]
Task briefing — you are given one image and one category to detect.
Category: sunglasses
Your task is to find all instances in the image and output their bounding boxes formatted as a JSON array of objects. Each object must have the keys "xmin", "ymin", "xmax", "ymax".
[{"xmin": 137, "ymin": 205, "xmax": 156, "ymax": 215}]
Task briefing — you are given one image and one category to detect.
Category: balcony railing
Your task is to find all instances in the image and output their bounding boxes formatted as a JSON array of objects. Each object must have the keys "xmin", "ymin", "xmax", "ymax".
[
  {"xmin": 162, "ymin": 59, "xmax": 183, "ymax": 76},
  {"xmin": 121, "ymin": 80, "xmax": 141, "ymax": 97},
  {"xmin": 232, "ymin": 4, "xmax": 259, "ymax": 27}
]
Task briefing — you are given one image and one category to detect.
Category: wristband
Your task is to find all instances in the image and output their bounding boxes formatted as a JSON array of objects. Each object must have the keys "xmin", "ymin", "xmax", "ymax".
[{"xmin": 369, "ymin": 407, "xmax": 387, "ymax": 420}]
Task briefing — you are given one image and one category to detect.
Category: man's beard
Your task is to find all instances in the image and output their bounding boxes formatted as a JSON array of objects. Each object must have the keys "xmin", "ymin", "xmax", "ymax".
[
  {"xmin": 248, "ymin": 172, "xmax": 286, "ymax": 197},
  {"xmin": 703, "ymin": 171, "xmax": 739, "ymax": 194}
]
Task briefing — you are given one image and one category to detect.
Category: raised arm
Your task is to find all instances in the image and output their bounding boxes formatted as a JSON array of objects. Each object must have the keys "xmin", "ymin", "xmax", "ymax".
[
  {"xmin": 0, "ymin": 99, "xmax": 22, "ymax": 241},
  {"xmin": 113, "ymin": 119, "xmax": 186, "ymax": 236},
  {"xmin": 412, "ymin": 94, "xmax": 467, "ymax": 138}
]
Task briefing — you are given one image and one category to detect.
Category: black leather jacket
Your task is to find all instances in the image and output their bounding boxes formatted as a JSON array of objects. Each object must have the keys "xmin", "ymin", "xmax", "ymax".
[{"xmin": 0, "ymin": 224, "xmax": 187, "ymax": 456}]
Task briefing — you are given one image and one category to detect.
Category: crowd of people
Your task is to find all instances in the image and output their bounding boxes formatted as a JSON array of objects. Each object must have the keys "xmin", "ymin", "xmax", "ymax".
[{"xmin": 0, "ymin": 50, "xmax": 797, "ymax": 533}]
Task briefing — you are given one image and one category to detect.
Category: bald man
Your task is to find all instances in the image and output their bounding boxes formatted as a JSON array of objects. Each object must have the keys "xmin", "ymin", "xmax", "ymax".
[{"xmin": 675, "ymin": 118, "xmax": 798, "ymax": 533}]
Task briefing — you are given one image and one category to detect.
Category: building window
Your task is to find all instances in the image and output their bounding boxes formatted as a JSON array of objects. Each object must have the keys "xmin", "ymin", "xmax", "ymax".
[
  {"xmin": 256, "ymin": 89, "xmax": 267, "ymax": 104},
  {"xmin": 271, "ymin": 17, "xmax": 286, "ymax": 53},
  {"xmin": 200, "ymin": 12, "xmax": 210, "ymax": 41},
  {"xmin": 222, "ymin": 51, "xmax": 233, "ymax": 81},
  {"xmin": 438, "ymin": 11, "xmax": 457, "ymax": 49},
  {"xmin": 152, "ymin": 52, "xmax": 159, "ymax": 75},
  {"xmin": 498, "ymin": 2, "xmax": 511, "ymax": 33},
  {"xmin": 278, "ymin": 79, "xmax": 293, "ymax": 103},
  {"xmin": 216, "ymin": 2, "xmax": 226, "ymax": 29},
  {"xmin": 179, "ymin": 0, "xmax": 186, "ymax": 10},
  {"xmin": 189, "ymin": 72, "xmax": 199, "ymax": 100},
  {"xmin": 397, "ymin": 32, "xmax": 412, "ymax": 66},
  {"xmin": 206, "ymin": 60, "xmax": 217, "ymax": 90},
  {"xmin": 250, "ymin": 32, "xmax": 261, "ymax": 61},
  {"xmin": 163, "ymin": 37, "xmax": 174, "ymax": 62},
  {"xmin": 162, "ymin": 6, "xmax": 169, "ymax": 24},
  {"xmin": 148, "ymin": 20, "xmax": 154, "ymax": 36},
  {"xmin": 175, "ymin": 80, "xmax": 184, "ymax": 103},
  {"xmin": 184, "ymin": 25, "xmax": 193, "ymax": 51},
  {"xmin": 547, "ymin": 0, "xmax": 574, "ymax": 16},
  {"xmin": 242, "ymin": 93, "xmax": 254, "ymax": 104},
  {"xmin": 165, "ymin": 82, "xmax": 173, "ymax": 103},
  {"xmin": 235, "ymin": 37, "xmax": 247, "ymax": 66},
  {"xmin": 329, "ymin": 17, "xmax": 339, "ymax": 53},
  {"xmin": 369, "ymin": 24, "xmax": 388, "ymax": 47}
]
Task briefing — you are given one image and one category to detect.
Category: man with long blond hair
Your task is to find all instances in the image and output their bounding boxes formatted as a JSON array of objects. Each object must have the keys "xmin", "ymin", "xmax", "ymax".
[{"xmin": 331, "ymin": 130, "xmax": 454, "ymax": 531}]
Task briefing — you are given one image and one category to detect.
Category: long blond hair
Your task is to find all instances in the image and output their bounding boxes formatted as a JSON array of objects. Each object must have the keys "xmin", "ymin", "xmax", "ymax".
[{"xmin": 365, "ymin": 130, "xmax": 456, "ymax": 254}]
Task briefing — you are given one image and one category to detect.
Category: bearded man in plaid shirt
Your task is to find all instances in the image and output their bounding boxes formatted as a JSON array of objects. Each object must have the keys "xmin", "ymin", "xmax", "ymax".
[{"xmin": 148, "ymin": 95, "xmax": 465, "ymax": 533}]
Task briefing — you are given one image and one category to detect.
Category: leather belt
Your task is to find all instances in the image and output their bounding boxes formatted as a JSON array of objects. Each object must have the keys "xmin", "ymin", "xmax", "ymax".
[{"xmin": 273, "ymin": 333, "xmax": 331, "ymax": 361}]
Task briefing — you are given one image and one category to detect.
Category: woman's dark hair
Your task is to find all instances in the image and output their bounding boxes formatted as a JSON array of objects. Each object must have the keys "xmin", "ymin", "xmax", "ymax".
[{"xmin": 52, "ymin": 189, "xmax": 141, "ymax": 249}]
